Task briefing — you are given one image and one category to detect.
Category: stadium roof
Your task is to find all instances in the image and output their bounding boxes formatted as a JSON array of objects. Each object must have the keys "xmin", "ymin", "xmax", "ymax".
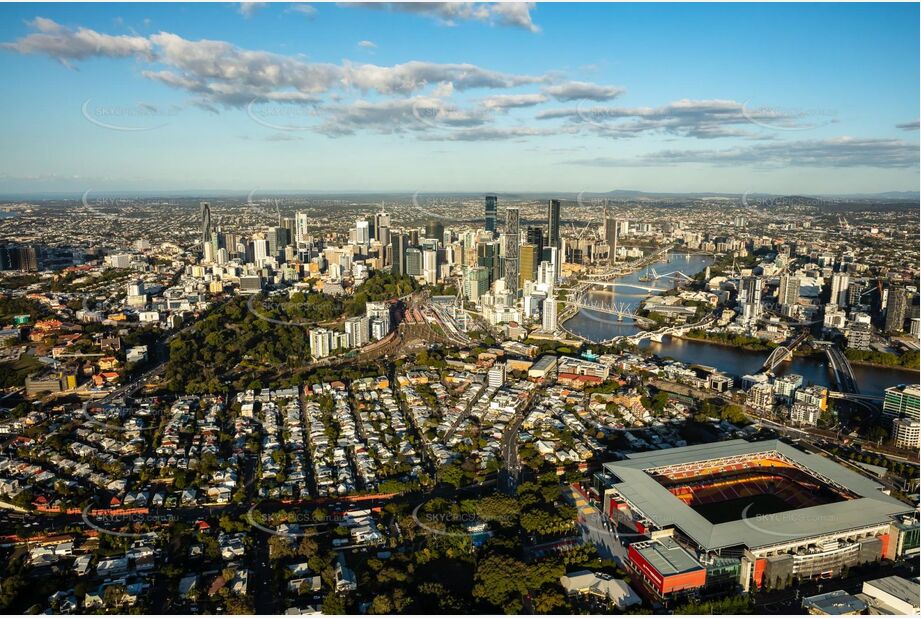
[{"xmin": 603, "ymin": 439, "xmax": 913, "ymax": 551}]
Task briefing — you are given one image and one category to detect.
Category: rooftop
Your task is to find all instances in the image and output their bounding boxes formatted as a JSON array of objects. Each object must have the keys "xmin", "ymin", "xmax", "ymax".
[
  {"xmin": 630, "ymin": 537, "xmax": 703, "ymax": 577},
  {"xmin": 603, "ymin": 439, "xmax": 913, "ymax": 550},
  {"xmin": 802, "ymin": 590, "xmax": 868, "ymax": 615}
]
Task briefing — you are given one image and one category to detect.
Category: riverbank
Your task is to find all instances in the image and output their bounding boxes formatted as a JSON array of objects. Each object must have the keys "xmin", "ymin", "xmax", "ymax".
[
  {"xmin": 678, "ymin": 332, "xmax": 776, "ymax": 353},
  {"xmin": 847, "ymin": 358, "xmax": 920, "ymax": 373}
]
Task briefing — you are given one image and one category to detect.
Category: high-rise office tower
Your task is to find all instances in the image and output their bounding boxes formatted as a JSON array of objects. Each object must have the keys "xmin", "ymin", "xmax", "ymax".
[
  {"xmin": 504, "ymin": 207, "xmax": 520, "ymax": 296},
  {"xmin": 546, "ymin": 199, "xmax": 561, "ymax": 250},
  {"xmin": 253, "ymin": 238, "xmax": 270, "ymax": 266},
  {"xmin": 200, "ymin": 201, "xmax": 212, "ymax": 245},
  {"xmin": 739, "ymin": 276, "xmax": 764, "ymax": 324},
  {"xmin": 464, "ymin": 266, "xmax": 490, "ymax": 302},
  {"xmin": 391, "ymin": 233, "xmax": 407, "ymax": 275},
  {"xmin": 542, "ymin": 245, "xmax": 560, "ymax": 284},
  {"xmin": 485, "ymin": 195, "xmax": 497, "ymax": 236},
  {"xmin": 282, "ymin": 216, "xmax": 296, "ymax": 238},
  {"xmin": 830, "ymin": 272, "xmax": 850, "ymax": 307},
  {"xmin": 526, "ymin": 226, "xmax": 544, "ymax": 249},
  {"xmin": 425, "ymin": 220, "xmax": 445, "ymax": 243},
  {"xmin": 422, "ymin": 248, "xmax": 438, "ymax": 284},
  {"xmin": 295, "ymin": 212, "xmax": 310, "ymax": 245},
  {"xmin": 477, "ymin": 240, "xmax": 501, "ymax": 285},
  {"xmin": 405, "ymin": 247, "xmax": 423, "ymax": 276},
  {"xmin": 268, "ymin": 226, "xmax": 289, "ymax": 259},
  {"xmin": 375, "ymin": 210, "xmax": 391, "ymax": 232},
  {"xmin": 519, "ymin": 243, "xmax": 539, "ymax": 288},
  {"xmin": 778, "ymin": 274, "xmax": 800, "ymax": 307},
  {"xmin": 885, "ymin": 287, "xmax": 907, "ymax": 333},
  {"xmin": 542, "ymin": 297, "xmax": 558, "ymax": 332},
  {"xmin": 375, "ymin": 210, "xmax": 391, "ymax": 247},
  {"xmin": 604, "ymin": 208, "xmax": 618, "ymax": 264},
  {"xmin": 356, "ymin": 219, "xmax": 370, "ymax": 245}
]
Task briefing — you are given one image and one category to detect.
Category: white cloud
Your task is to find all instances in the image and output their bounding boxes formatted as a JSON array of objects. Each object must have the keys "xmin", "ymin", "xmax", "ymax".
[
  {"xmin": 357, "ymin": 40, "xmax": 377, "ymax": 49},
  {"xmin": 568, "ymin": 137, "xmax": 920, "ymax": 168},
  {"xmin": 344, "ymin": 2, "xmax": 539, "ymax": 32},
  {"xmin": 3, "ymin": 17, "xmax": 153, "ymax": 64},
  {"xmin": 238, "ymin": 2, "xmax": 267, "ymax": 18},
  {"xmin": 480, "ymin": 93, "xmax": 547, "ymax": 110},
  {"xmin": 539, "ymin": 98, "xmax": 822, "ymax": 139},
  {"xmin": 543, "ymin": 81, "xmax": 625, "ymax": 102},
  {"xmin": 288, "ymin": 4, "xmax": 317, "ymax": 18}
]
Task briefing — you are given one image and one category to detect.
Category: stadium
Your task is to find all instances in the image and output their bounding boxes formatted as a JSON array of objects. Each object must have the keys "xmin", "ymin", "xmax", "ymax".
[{"xmin": 596, "ymin": 440, "xmax": 918, "ymax": 597}]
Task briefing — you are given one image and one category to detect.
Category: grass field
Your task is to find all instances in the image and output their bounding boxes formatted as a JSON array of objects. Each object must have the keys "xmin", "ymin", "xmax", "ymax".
[{"xmin": 691, "ymin": 493, "xmax": 794, "ymax": 524}]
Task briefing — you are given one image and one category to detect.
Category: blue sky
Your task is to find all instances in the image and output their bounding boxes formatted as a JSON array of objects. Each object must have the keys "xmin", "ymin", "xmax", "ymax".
[{"xmin": 0, "ymin": 2, "xmax": 918, "ymax": 195}]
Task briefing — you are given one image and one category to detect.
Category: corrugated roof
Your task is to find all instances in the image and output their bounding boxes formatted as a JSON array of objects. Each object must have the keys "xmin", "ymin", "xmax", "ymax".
[{"xmin": 603, "ymin": 439, "xmax": 913, "ymax": 550}]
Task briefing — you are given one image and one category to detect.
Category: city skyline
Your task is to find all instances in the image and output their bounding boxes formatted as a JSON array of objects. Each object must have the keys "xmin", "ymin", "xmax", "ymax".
[{"xmin": 0, "ymin": 2, "xmax": 919, "ymax": 195}]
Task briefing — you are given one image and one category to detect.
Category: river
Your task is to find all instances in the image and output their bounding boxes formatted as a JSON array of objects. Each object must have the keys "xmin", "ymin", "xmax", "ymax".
[{"xmin": 564, "ymin": 251, "xmax": 916, "ymax": 398}]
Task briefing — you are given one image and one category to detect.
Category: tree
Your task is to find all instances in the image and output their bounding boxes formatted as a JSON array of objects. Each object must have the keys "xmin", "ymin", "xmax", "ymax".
[
  {"xmin": 321, "ymin": 592, "xmax": 346, "ymax": 614},
  {"xmin": 532, "ymin": 588, "xmax": 567, "ymax": 614},
  {"xmin": 472, "ymin": 554, "xmax": 529, "ymax": 613}
]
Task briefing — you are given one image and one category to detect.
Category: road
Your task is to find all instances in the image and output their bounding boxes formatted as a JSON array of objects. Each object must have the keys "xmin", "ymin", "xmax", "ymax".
[
  {"xmin": 498, "ymin": 391, "xmax": 539, "ymax": 494},
  {"xmin": 567, "ymin": 487, "xmax": 628, "ymax": 566}
]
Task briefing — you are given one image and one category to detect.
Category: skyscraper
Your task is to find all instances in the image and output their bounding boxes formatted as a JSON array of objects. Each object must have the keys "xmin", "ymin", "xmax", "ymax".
[
  {"xmin": 485, "ymin": 195, "xmax": 497, "ymax": 236},
  {"xmin": 425, "ymin": 220, "xmax": 445, "ymax": 243},
  {"xmin": 778, "ymin": 274, "xmax": 800, "ymax": 307},
  {"xmin": 477, "ymin": 240, "xmax": 501, "ymax": 285},
  {"xmin": 391, "ymin": 233, "xmax": 407, "ymax": 276},
  {"xmin": 355, "ymin": 219, "xmax": 370, "ymax": 245},
  {"xmin": 375, "ymin": 210, "xmax": 391, "ymax": 247},
  {"xmin": 526, "ymin": 225, "xmax": 544, "ymax": 249},
  {"xmin": 885, "ymin": 287, "xmax": 907, "ymax": 333},
  {"xmin": 405, "ymin": 247, "xmax": 423, "ymax": 276},
  {"xmin": 200, "ymin": 201, "xmax": 212, "ymax": 245},
  {"xmin": 830, "ymin": 272, "xmax": 850, "ymax": 307},
  {"xmin": 519, "ymin": 243, "xmax": 539, "ymax": 288},
  {"xmin": 739, "ymin": 276, "xmax": 764, "ymax": 325},
  {"xmin": 604, "ymin": 208, "xmax": 618, "ymax": 264},
  {"xmin": 504, "ymin": 207, "xmax": 520, "ymax": 296},
  {"xmin": 295, "ymin": 212, "xmax": 310, "ymax": 245},
  {"xmin": 464, "ymin": 266, "xmax": 489, "ymax": 302},
  {"xmin": 546, "ymin": 199, "xmax": 561, "ymax": 250},
  {"xmin": 542, "ymin": 297, "xmax": 558, "ymax": 332}
]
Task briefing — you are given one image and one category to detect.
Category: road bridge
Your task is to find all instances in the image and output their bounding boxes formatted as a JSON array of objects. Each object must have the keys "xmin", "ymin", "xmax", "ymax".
[{"xmin": 823, "ymin": 344, "xmax": 860, "ymax": 394}]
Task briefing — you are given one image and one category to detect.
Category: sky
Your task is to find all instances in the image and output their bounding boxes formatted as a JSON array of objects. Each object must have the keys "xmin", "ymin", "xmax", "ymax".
[{"xmin": 0, "ymin": 2, "xmax": 918, "ymax": 196}]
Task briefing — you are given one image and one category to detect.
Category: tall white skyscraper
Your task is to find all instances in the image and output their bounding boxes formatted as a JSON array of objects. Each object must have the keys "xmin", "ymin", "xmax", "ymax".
[
  {"xmin": 356, "ymin": 219, "xmax": 370, "ymax": 245},
  {"xmin": 253, "ymin": 238, "xmax": 269, "ymax": 266},
  {"xmin": 295, "ymin": 212, "xmax": 310, "ymax": 245},
  {"xmin": 421, "ymin": 249, "xmax": 438, "ymax": 285},
  {"xmin": 830, "ymin": 272, "xmax": 850, "ymax": 307},
  {"xmin": 542, "ymin": 297, "xmax": 558, "ymax": 332}
]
